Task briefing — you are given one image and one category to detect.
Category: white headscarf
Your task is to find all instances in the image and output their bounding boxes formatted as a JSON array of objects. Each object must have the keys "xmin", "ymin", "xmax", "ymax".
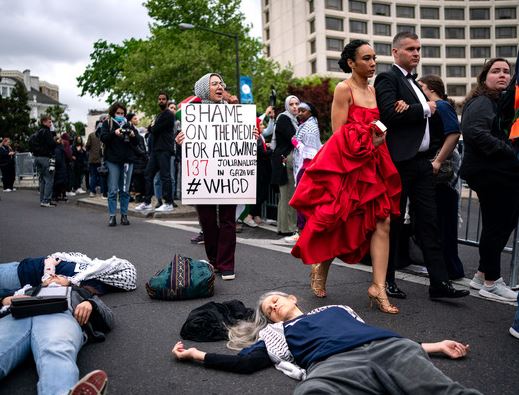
[
  {"xmin": 194, "ymin": 73, "xmax": 227, "ymax": 104},
  {"xmin": 277, "ymin": 95, "xmax": 300, "ymax": 130}
]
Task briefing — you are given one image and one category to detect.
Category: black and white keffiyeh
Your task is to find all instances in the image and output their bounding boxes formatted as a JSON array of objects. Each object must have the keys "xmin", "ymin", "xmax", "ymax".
[{"xmin": 49, "ymin": 252, "xmax": 137, "ymax": 291}]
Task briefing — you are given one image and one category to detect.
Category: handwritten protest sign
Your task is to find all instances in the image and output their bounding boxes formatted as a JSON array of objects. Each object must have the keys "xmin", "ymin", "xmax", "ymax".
[{"xmin": 181, "ymin": 103, "xmax": 257, "ymax": 204}]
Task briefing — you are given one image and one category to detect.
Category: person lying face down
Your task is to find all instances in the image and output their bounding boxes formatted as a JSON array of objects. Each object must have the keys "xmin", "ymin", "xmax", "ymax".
[{"xmin": 173, "ymin": 291, "xmax": 482, "ymax": 394}]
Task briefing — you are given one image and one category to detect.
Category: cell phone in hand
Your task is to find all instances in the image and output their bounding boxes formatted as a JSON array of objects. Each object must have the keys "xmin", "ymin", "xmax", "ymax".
[{"xmin": 372, "ymin": 120, "xmax": 387, "ymax": 137}]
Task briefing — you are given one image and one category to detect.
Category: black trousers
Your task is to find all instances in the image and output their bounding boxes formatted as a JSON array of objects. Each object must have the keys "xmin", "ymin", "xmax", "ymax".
[
  {"xmin": 0, "ymin": 162, "xmax": 15, "ymax": 189},
  {"xmin": 469, "ymin": 179, "xmax": 519, "ymax": 281},
  {"xmin": 144, "ymin": 151, "xmax": 172, "ymax": 204},
  {"xmin": 388, "ymin": 156, "xmax": 449, "ymax": 287}
]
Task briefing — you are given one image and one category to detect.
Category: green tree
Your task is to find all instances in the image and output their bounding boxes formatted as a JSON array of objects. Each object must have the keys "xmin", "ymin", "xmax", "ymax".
[
  {"xmin": 0, "ymin": 81, "xmax": 31, "ymax": 143},
  {"xmin": 77, "ymin": 0, "xmax": 293, "ymax": 115},
  {"xmin": 73, "ymin": 121, "xmax": 86, "ymax": 136}
]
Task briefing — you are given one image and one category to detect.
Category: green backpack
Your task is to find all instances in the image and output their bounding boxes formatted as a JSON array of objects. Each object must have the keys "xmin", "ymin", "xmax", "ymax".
[{"xmin": 145, "ymin": 255, "xmax": 215, "ymax": 300}]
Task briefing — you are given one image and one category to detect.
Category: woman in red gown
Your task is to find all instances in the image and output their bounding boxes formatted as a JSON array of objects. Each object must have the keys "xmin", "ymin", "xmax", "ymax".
[{"xmin": 290, "ymin": 40, "xmax": 404, "ymax": 314}]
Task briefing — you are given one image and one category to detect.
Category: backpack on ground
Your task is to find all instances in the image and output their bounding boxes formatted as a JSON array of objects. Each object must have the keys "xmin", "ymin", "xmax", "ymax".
[{"xmin": 145, "ymin": 254, "xmax": 215, "ymax": 301}]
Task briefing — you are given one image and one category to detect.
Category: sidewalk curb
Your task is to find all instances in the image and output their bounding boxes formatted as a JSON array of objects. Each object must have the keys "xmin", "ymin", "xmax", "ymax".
[{"xmin": 77, "ymin": 197, "xmax": 197, "ymax": 219}]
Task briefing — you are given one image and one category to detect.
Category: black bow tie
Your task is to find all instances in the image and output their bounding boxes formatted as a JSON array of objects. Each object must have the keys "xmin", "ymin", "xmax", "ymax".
[{"xmin": 406, "ymin": 73, "xmax": 418, "ymax": 80}]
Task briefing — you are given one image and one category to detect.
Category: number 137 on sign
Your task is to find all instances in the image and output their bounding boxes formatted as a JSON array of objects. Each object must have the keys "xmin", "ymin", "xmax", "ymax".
[{"xmin": 186, "ymin": 160, "xmax": 208, "ymax": 177}]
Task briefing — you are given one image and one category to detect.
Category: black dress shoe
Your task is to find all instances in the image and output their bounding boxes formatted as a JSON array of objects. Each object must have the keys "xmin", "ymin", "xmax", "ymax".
[
  {"xmin": 108, "ymin": 216, "xmax": 117, "ymax": 227},
  {"xmin": 120, "ymin": 215, "xmax": 130, "ymax": 225},
  {"xmin": 429, "ymin": 282, "xmax": 470, "ymax": 299},
  {"xmin": 386, "ymin": 282, "xmax": 407, "ymax": 299}
]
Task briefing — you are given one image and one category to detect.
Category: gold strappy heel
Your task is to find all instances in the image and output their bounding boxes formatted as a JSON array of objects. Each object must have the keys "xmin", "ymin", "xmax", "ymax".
[
  {"xmin": 368, "ymin": 284, "xmax": 399, "ymax": 314},
  {"xmin": 310, "ymin": 264, "xmax": 329, "ymax": 298}
]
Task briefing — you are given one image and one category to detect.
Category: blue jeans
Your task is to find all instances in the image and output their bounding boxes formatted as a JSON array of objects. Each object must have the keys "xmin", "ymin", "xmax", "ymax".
[
  {"xmin": 88, "ymin": 163, "xmax": 105, "ymax": 194},
  {"xmin": 34, "ymin": 157, "xmax": 54, "ymax": 203},
  {"xmin": 0, "ymin": 310, "xmax": 84, "ymax": 395},
  {"xmin": 513, "ymin": 292, "xmax": 519, "ymax": 330},
  {"xmin": 0, "ymin": 262, "xmax": 21, "ymax": 298},
  {"xmin": 106, "ymin": 161, "xmax": 133, "ymax": 216}
]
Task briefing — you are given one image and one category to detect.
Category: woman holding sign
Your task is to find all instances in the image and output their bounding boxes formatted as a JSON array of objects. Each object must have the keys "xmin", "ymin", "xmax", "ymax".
[
  {"xmin": 176, "ymin": 73, "xmax": 248, "ymax": 280},
  {"xmin": 289, "ymin": 40, "xmax": 402, "ymax": 313}
]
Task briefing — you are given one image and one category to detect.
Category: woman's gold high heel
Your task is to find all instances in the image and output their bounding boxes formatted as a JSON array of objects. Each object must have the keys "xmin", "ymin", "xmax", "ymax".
[
  {"xmin": 310, "ymin": 264, "xmax": 329, "ymax": 298},
  {"xmin": 368, "ymin": 284, "xmax": 399, "ymax": 314}
]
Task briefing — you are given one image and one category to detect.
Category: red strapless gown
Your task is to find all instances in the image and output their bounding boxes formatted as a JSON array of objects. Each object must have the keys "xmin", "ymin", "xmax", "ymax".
[{"xmin": 290, "ymin": 104, "xmax": 401, "ymax": 264}]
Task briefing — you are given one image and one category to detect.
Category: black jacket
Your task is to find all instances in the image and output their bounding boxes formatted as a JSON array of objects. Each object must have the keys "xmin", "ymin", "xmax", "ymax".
[
  {"xmin": 99, "ymin": 119, "xmax": 138, "ymax": 164},
  {"xmin": 375, "ymin": 65, "xmax": 443, "ymax": 162},
  {"xmin": 33, "ymin": 126, "xmax": 57, "ymax": 158},
  {"xmin": 151, "ymin": 110, "xmax": 176, "ymax": 153},
  {"xmin": 271, "ymin": 114, "xmax": 296, "ymax": 186},
  {"xmin": 132, "ymin": 132, "xmax": 148, "ymax": 175},
  {"xmin": 460, "ymin": 95, "xmax": 519, "ymax": 186}
]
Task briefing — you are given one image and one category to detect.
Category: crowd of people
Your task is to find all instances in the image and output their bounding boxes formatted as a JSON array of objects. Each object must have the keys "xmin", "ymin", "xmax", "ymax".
[{"xmin": 1, "ymin": 31, "xmax": 519, "ymax": 394}]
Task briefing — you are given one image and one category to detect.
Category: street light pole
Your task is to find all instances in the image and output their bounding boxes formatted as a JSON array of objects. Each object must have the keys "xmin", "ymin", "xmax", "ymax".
[{"xmin": 179, "ymin": 23, "xmax": 241, "ymax": 103}]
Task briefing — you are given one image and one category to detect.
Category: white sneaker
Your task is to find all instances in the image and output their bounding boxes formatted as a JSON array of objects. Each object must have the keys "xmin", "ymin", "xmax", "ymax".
[
  {"xmin": 469, "ymin": 273, "xmax": 484, "ymax": 290},
  {"xmin": 12, "ymin": 188, "xmax": 16, "ymax": 191},
  {"xmin": 221, "ymin": 273, "xmax": 236, "ymax": 280},
  {"xmin": 3, "ymin": 189, "xmax": 12, "ymax": 192},
  {"xmin": 76, "ymin": 188, "xmax": 86, "ymax": 194},
  {"xmin": 155, "ymin": 204, "xmax": 174, "ymax": 212},
  {"xmin": 243, "ymin": 217, "xmax": 258, "ymax": 228},
  {"xmin": 89, "ymin": 192, "xmax": 95, "ymax": 198},
  {"xmin": 135, "ymin": 202, "xmax": 153, "ymax": 211},
  {"xmin": 510, "ymin": 326, "xmax": 519, "ymax": 339},
  {"xmin": 479, "ymin": 278, "xmax": 518, "ymax": 302},
  {"xmin": 284, "ymin": 232, "xmax": 300, "ymax": 244},
  {"xmin": 66, "ymin": 191, "xmax": 76, "ymax": 197}
]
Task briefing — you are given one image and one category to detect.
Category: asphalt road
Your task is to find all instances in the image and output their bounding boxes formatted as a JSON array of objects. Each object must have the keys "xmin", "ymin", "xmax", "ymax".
[{"xmin": 0, "ymin": 190, "xmax": 518, "ymax": 394}]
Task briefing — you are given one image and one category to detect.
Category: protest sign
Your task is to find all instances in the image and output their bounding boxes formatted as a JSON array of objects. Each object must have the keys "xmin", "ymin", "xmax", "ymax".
[{"xmin": 181, "ymin": 103, "xmax": 257, "ymax": 204}]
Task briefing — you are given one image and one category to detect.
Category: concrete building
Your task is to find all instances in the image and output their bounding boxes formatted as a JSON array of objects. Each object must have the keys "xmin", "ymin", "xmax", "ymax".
[
  {"xmin": 0, "ymin": 69, "xmax": 66, "ymax": 120},
  {"xmin": 262, "ymin": 0, "xmax": 518, "ymax": 99}
]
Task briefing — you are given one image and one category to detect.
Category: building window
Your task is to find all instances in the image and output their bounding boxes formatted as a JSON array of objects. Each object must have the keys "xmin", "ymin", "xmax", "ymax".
[
  {"xmin": 496, "ymin": 8, "xmax": 516, "ymax": 20},
  {"xmin": 310, "ymin": 40, "xmax": 316, "ymax": 54},
  {"xmin": 470, "ymin": 27, "xmax": 490, "ymax": 39},
  {"xmin": 470, "ymin": 8, "xmax": 490, "ymax": 20},
  {"xmin": 264, "ymin": 11, "xmax": 269, "ymax": 24},
  {"xmin": 447, "ymin": 65, "xmax": 466, "ymax": 78},
  {"xmin": 374, "ymin": 42, "xmax": 391, "ymax": 56},
  {"xmin": 445, "ymin": 8, "xmax": 464, "ymax": 20},
  {"xmin": 421, "ymin": 26, "xmax": 440, "ymax": 39},
  {"xmin": 447, "ymin": 84, "xmax": 466, "ymax": 97},
  {"xmin": 446, "ymin": 46, "xmax": 466, "ymax": 58},
  {"xmin": 373, "ymin": 22, "xmax": 391, "ymax": 36},
  {"xmin": 309, "ymin": 0, "xmax": 314, "ymax": 13},
  {"xmin": 496, "ymin": 26, "xmax": 517, "ymax": 39},
  {"xmin": 496, "ymin": 45, "xmax": 518, "ymax": 58},
  {"xmin": 326, "ymin": 16, "xmax": 343, "ymax": 31},
  {"xmin": 445, "ymin": 27, "xmax": 465, "ymax": 39},
  {"xmin": 350, "ymin": 20, "xmax": 367, "ymax": 34},
  {"xmin": 422, "ymin": 46, "xmax": 441, "ymax": 58},
  {"xmin": 471, "ymin": 64, "xmax": 484, "ymax": 77},
  {"xmin": 327, "ymin": 58, "xmax": 342, "ymax": 72},
  {"xmin": 264, "ymin": 0, "xmax": 268, "ymax": 5},
  {"xmin": 326, "ymin": 0, "xmax": 343, "ymax": 11},
  {"xmin": 396, "ymin": 5, "xmax": 415, "ymax": 18},
  {"xmin": 377, "ymin": 63, "xmax": 392, "ymax": 73},
  {"xmin": 266, "ymin": 28, "xmax": 270, "ymax": 40},
  {"xmin": 309, "ymin": 19, "xmax": 315, "ymax": 33},
  {"xmin": 397, "ymin": 25, "xmax": 415, "ymax": 34},
  {"xmin": 421, "ymin": 7, "xmax": 439, "ymax": 20},
  {"xmin": 349, "ymin": 1, "xmax": 366, "ymax": 14},
  {"xmin": 326, "ymin": 37, "xmax": 344, "ymax": 52},
  {"xmin": 265, "ymin": 45, "xmax": 270, "ymax": 57},
  {"xmin": 422, "ymin": 65, "xmax": 441, "ymax": 76},
  {"xmin": 471, "ymin": 46, "xmax": 491, "ymax": 58},
  {"xmin": 1, "ymin": 87, "xmax": 7, "ymax": 98},
  {"xmin": 372, "ymin": 3, "xmax": 390, "ymax": 17},
  {"xmin": 310, "ymin": 60, "xmax": 316, "ymax": 74}
]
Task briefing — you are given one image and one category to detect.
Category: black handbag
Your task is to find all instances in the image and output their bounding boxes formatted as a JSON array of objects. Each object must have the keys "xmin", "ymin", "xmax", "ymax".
[{"xmin": 10, "ymin": 286, "xmax": 70, "ymax": 319}]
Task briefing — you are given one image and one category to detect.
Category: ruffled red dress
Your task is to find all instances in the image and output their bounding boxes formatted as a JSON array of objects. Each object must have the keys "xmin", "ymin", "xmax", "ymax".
[{"xmin": 290, "ymin": 103, "xmax": 401, "ymax": 265}]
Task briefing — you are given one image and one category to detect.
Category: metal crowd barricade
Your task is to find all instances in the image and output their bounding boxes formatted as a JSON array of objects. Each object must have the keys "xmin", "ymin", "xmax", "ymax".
[
  {"xmin": 15, "ymin": 152, "xmax": 37, "ymax": 181},
  {"xmin": 458, "ymin": 182, "xmax": 519, "ymax": 288}
]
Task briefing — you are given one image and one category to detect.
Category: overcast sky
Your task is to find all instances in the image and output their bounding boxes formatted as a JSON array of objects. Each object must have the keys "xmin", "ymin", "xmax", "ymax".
[{"xmin": 0, "ymin": 0, "xmax": 262, "ymax": 123}]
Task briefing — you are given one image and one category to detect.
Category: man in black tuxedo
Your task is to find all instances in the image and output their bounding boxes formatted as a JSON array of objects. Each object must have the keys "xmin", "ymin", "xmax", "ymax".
[{"xmin": 374, "ymin": 32, "xmax": 469, "ymax": 299}]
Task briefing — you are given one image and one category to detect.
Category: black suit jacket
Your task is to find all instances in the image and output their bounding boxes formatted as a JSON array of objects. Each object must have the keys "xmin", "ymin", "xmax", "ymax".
[{"xmin": 375, "ymin": 65, "xmax": 442, "ymax": 162}]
